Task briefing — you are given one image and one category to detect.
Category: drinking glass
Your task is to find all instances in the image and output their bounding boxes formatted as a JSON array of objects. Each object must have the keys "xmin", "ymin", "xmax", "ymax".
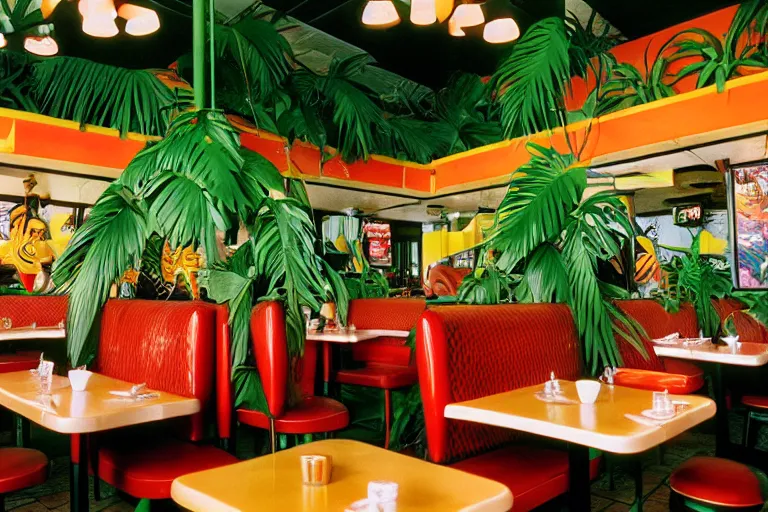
[{"xmin": 38, "ymin": 361, "xmax": 54, "ymax": 395}]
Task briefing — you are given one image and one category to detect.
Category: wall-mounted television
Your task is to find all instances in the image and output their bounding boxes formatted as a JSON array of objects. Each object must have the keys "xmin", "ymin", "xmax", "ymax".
[{"xmin": 727, "ymin": 160, "xmax": 768, "ymax": 289}]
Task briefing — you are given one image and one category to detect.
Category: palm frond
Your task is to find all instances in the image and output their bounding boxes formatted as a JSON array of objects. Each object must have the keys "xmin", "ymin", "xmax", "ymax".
[
  {"xmin": 492, "ymin": 143, "xmax": 587, "ymax": 271},
  {"xmin": 456, "ymin": 264, "xmax": 517, "ymax": 304},
  {"xmin": 0, "ymin": 51, "xmax": 37, "ymax": 112},
  {"xmin": 215, "ymin": 19, "xmax": 293, "ymax": 122},
  {"xmin": 492, "ymin": 17, "xmax": 571, "ymax": 137},
  {"xmin": 32, "ymin": 57, "xmax": 190, "ymax": 137},
  {"xmin": 516, "ymin": 243, "xmax": 570, "ymax": 303},
  {"xmin": 51, "ymin": 184, "xmax": 149, "ymax": 366}
]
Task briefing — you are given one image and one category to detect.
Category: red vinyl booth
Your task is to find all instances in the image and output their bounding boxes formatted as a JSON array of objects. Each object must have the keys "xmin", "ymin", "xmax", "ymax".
[
  {"xmin": 0, "ymin": 295, "xmax": 67, "ymax": 373},
  {"xmin": 416, "ymin": 303, "xmax": 600, "ymax": 511},
  {"xmin": 231, "ymin": 302, "xmax": 349, "ymax": 452},
  {"xmin": 424, "ymin": 265, "xmax": 471, "ymax": 297},
  {"xmin": 334, "ymin": 298, "xmax": 426, "ymax": 448},
  {"xmin": 612, "ymin": 300, "xmax": 705, "ymax": 394},
  {"xmin": 89, "ymin": 300, "xmax": 237, "ymax": 500}
]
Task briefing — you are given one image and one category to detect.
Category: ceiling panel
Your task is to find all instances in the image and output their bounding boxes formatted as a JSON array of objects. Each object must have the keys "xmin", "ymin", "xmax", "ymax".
[{"xmin": 582, "ymin": 0, "xmax": 739, "ymax": 38}]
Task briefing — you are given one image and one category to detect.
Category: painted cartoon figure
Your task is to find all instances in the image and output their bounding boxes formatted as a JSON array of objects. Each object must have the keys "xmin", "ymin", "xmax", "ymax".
[{"xmin": 0, "ymin": 175, "xmax": 55, "ymax": 292}]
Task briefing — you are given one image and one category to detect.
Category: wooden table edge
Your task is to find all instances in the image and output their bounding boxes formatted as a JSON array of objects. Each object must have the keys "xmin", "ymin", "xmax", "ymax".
[
  {"xmin": 444, "ymin": 400, "xmax": 716, "ymax": 455},
  {"xmin": 0, "ymin": 328, "xmax": 66, "ymax": 341},
  {"xmin": 653, "ymin": 345, "xmax": 768, "ymax": 367},
  {"xmin": 171, "ymin": 478, "xmax": 240, "ymax": 512},
  {"xmin": 0, "ymin": 389, "xmax": 201, "ymax": 434}
]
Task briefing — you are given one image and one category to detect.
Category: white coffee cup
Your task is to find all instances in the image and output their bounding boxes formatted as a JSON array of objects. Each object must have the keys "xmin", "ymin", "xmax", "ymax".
[
  {"xmin": 576, "ymin": 379, "xmax": 601, "ymax": 404},
  {"xmin": 68, "ymin": 370, "xmax": 92, "ymax": 392}
]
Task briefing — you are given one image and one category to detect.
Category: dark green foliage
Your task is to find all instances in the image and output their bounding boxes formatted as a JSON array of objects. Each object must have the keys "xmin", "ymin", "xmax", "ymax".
[
  {"xmin": 33, "ymin": 57, "xmax": 191, "ymax": 137},
  {"xmin": 670, "ymin": 0, "xmax": 768, "ymax": 93}
]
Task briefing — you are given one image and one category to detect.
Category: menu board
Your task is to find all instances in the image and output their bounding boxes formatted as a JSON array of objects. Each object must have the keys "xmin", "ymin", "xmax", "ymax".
[{"xmin": 364, "ymin": 222, "xmax": 391, "ymax": 267}]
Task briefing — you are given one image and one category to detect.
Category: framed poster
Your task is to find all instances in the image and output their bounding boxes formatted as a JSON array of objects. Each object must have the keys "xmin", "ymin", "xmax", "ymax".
[
  {"xmin": 728, "ymin": 161, "xmax": 768, "ymax": 289},
  {"xmin": 364, "ymin": 221, "xmax": 392, "ymax": 267}
]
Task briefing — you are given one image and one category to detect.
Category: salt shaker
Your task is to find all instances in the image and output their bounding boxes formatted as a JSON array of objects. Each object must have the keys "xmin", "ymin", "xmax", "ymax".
[
  {"xmin": 601, "ymin": 366, "xmax": 617, "ymax": 385},
  {"xmin": 550, "ymin": 372, "xmax": 561, "ymax": 395}
]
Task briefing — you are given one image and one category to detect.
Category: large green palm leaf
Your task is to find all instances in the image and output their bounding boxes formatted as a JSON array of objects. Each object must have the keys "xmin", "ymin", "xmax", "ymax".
[
  {"xmin": 32, "ymin": 57, "xmax": 190, "ymax": 137},
  {"xmin": 51, "ymin": 184, "xmax": 149, "ymax": 366},
  {"xmin": 516, "ymin": 243, "xmax": 570, "ymax": 303},
  {"xmin": 492, "ymin": 143, "xmax": 586, "ymax": 272},
  {"xmin": 492, "ymin": 17, "xmax": 571, "ymax": 137}
]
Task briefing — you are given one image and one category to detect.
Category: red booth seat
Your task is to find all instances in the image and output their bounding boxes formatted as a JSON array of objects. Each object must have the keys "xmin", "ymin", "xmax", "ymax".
[
  {"xmin": 0, "ymin": 447, "xmax": 48, "ymax": 495},
  {"xmin": 93, "ymin": 300, "xmax": 237, "ymax": 499},
  {"xmin": 416, "ymin": 304, "xmax": 599, "ymax": 511},
  {"xmin": 232, "ymin": 302, "xmax": 349, "ymax": 450},
  {"xmin": 613, "ymin": 300, "xmax": 704, "ymax": 394},
  {"xmin": 334, "ymin": 298, "xmax": 426, "ymax": 448},
  {"xmin": 424, "ymin": 265, "xmax": 471, "ymax": 297},
  {"xmin": 0, "ymin": 351, "xmax": 42, "ymax": 373},
  {"xmin": 670, "ymin": 456, "xmax": 764, "ymax": 508}
]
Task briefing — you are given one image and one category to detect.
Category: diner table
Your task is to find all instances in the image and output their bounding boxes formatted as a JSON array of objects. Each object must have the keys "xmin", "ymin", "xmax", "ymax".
[
  {"xmin": 0, "ymin": 326, "xmax": 66, "ymax": 341},
  {"xmin": 171, "ymin": 439, "xmax": 513, "ymax": 512},
  {"xmin": 0, "ymin": 370, "xmax": 200, "ymax": 512},
  {"xmin": 652, "ymin": 340, "xmax": 768, "ymax": 459},
  {"xmin": 444, "ymin": 380, "xmax": 715, "ymax": 511},
  {"xmin": 306, "ymin": 328, "xmax": 409, "ymax": 395}
]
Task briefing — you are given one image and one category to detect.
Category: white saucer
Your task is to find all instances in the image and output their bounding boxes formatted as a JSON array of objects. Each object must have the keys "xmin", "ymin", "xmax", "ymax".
[{"xmin": 641, "ymin": 409, "xmax": 676, "ymax": 420}]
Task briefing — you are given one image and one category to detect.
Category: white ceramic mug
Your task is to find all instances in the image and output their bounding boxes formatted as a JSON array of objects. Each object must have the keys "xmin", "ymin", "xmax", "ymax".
[{"xmin": 576, "ymin": 379, "xmax": 601, "ymax": 404}]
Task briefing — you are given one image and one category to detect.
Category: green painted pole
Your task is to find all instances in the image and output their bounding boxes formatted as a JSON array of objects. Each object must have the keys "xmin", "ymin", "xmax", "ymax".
[
  {"xmin": 193, "ymin": 0, "xmax": 205, "ymax": 109},
  {"xmin": 209, "ymin": 0, "xmax": 216, "ymax": 110}
]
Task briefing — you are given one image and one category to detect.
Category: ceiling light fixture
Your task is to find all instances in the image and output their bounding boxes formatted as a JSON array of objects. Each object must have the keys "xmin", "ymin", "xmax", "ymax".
[
  {"xmin": 40, "ymin": 0, "xmax": 62, "ymax": 18},
  {"xmin": 483, "ymin": 17, "xmax": 519, "ymax": 43},
  {"xmin": 24, "ymin": 36, "xmax": 58, "ymax": 56},
  {"xmin": 362, "ymin": 1, "xmax": 400, "ymax": 28},
  {"xmin": 79, "ymin": 0, "xmax": 119, "ymax": 38},
  {"xmin": 118, "ymin": 4, "xmax": 160, "ymax": 36},
  {"xmin": 410, "ymin": 0, "xmax": 436, "ymax": 25},
  {"xmin": 448, "ymin": 2, "xmax": 484, "ymax": 37}
]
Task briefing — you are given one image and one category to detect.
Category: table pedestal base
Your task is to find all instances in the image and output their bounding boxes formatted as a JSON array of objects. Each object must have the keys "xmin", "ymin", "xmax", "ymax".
[{"xmin": 568, "ymin": 443, "xmax": 591, "ymax": 511}]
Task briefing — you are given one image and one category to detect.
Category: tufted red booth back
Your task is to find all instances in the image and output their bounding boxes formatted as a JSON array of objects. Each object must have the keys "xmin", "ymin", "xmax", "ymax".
[
  {"xmin": 347, "ymin": 298, "xmax": 426, "ymax": 366},
  {"xmin": 713, "ymin": 299, "xmax": 768, "ymax": 344},
  {"xmin": 97, "ymin": 299, "xmax": 222, "ymax": 442},
  {"xmin": 416, "ymin": 304, "xmax": 581, "ymax": 464},
  {"xmin": 614, "ymin": 300, "xmax": 699, "ymax": 371},
  {"xmin": 0, "ymin": 295, "xmax": 68, "ymax": 328}
]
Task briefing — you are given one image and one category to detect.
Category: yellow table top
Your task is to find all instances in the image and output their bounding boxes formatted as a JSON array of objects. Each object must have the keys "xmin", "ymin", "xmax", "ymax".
[
  {"xmin": 0, "ymin": 326, "xmax": 66, "ymax": 341},
  {"xmin": 653, "ymin": 341, "xmax": 768, "ymax": 366},
  {"xmin": 444, "ymin": 381, "xmax": 715, "ymax": 454},
  {"xmin": 171, "ymin": 439, "xmax": 513, "ymax": 512},
  {"xmin": 0, "ymin": 371, "xmax": 200, "ymax": 434}
]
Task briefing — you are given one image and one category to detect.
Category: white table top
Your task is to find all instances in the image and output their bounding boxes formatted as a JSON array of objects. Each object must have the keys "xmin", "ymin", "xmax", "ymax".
[
  {"xmin": 653, "ymin": 341, "xmax": 768, "ymax": 366},
  {"xmin": 171, "ymin": 439, "xmax": 512, "ymax": 512},
  {"xmin": 0, "ymin": 371, "xmax": 200, "ymax": 434},
  {"xmin": 0, "ymin": 327, "xmax": 66, "ymax": 341},
  {"xmin": 444, "ymin": 381, "xmax": 715, "ymax": 454},
  {"xmin": 306, "ymin": 329, "xmax": 409, "ymax": 344}
]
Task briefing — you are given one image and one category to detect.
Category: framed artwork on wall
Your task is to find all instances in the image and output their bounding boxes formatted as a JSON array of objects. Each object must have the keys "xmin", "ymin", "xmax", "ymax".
[{"xmin": 727, "ymin": 160, "xmax": 768, "ymax": 290}]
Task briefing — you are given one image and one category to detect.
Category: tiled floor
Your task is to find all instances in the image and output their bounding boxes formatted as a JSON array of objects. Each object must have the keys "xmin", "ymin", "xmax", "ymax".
[{"xmin": 4, "ymin": 413, "xmax": 767, "ymax": 511}]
